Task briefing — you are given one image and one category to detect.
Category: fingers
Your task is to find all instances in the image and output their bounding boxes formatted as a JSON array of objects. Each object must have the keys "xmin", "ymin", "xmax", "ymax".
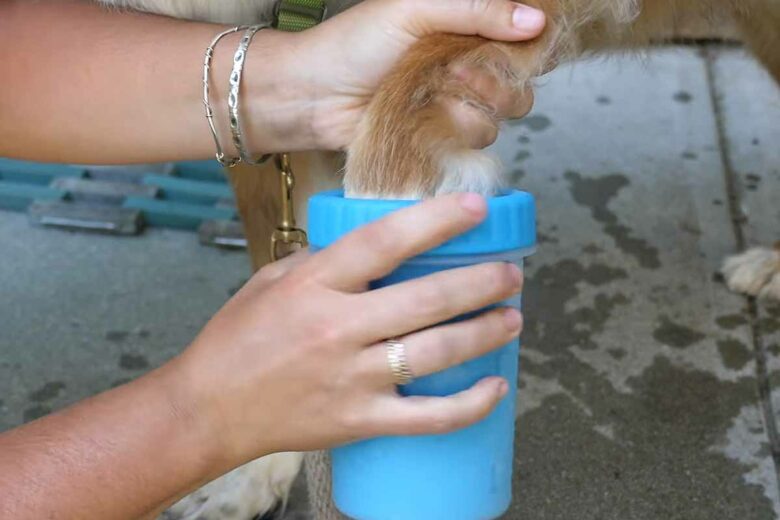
[
  {"xmin": 353, "ymin": 262, "xmax": 523, "ymax": 342},
  {"xmin": 306, "ymin": 194, "xmax": 487, "ymax": 291},
  {"xmin": 359, "ymin": 307, "xmax": 522, "ymax": 383},
  {"xmin": 366, "ymin": 377, "xmax": 509, "ymax": 436},
  {"xmin": 406, "ymin": 0, "xmax": 546, "ymax": 41}
]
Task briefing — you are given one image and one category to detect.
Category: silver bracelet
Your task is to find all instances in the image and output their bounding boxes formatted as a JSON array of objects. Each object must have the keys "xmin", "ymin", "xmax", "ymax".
[
  {"xmin": 229, "ymin": 24, "xmax": 272, "ymax": 166},
  {"xmin": 203, "ymin": 26, "xmax": 248, "ymax": 167}
]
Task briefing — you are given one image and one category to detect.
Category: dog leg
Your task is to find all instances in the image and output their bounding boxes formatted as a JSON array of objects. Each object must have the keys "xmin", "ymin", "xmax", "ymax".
[
  {"xmin": 160, "ymin": 453, "xmax": 303, "ymax": 520},
  {"xmin": 229, "ymin": 161, "xmax": 281, "ymax": 270},
  {"xmin": 721, "ymin": 243, "xmax": 780, "ymax": 301},
  {"xmin": 228, "ymin": 152, "xmax": 342, "ymax": 268},
  {"xmin": 344, "ymin": 0, "xmax": 562, "ymax": 198}
]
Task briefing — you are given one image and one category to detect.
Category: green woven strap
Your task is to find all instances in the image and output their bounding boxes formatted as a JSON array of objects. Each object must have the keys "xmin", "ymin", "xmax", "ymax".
[{"xmin": 275, "ymin": 0, "xmax": 327, "ymax": 32}]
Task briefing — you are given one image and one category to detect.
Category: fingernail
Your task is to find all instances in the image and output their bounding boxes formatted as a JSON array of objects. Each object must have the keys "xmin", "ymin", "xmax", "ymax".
[
  {"xmin": 497, "ymin": 379, "xmax": 509, "ymax": 397},
  {"xmin": 508, "ymin": 263, "xmax": 523, "ymax": 288},
  {"xmin": 512, "ymin": 4, "xmax": 545, "ymax": 33},
  {"xmin": 503, "ymin": 308, "xmax": 522, "ymax": 331},
  {"xmin": 459, "ymin": 193, "xmax": 486, "ymax": 216}
]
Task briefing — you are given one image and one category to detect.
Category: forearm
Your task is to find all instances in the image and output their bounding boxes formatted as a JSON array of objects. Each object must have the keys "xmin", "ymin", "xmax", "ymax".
[
  {"xmin": 0, "ymin": 361, "xmax": 225, "ymax": 519},
  {"xmin": 0, "ymin": 0, "xmax": 314, "ymax": 164}
]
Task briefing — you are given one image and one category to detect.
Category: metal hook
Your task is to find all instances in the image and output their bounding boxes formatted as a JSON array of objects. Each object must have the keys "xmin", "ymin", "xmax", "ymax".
[{"xmin": 270, "ymin": 153, "xmax": 308, "ymax": 261}]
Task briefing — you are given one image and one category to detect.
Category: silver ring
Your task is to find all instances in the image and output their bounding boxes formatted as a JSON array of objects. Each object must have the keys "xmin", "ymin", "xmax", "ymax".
[{"xmin": 385, "ymin": 339, "xmax": 414, "ymax": 386}]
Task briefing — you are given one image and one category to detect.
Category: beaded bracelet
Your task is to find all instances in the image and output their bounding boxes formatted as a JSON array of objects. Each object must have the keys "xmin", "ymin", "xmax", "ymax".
[
  {"xmin": 203, "ymin": 26, "xmax": 248, "ymax": 167},
  {"xmin": 229, "ymin": 24, "xmax": 273, "ymax": 166}
]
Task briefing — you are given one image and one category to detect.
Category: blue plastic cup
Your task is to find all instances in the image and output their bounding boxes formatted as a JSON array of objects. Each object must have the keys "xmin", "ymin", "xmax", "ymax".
[{"xmin": 307, "ymin": 190, "xmax": 536, "ymax": 520}]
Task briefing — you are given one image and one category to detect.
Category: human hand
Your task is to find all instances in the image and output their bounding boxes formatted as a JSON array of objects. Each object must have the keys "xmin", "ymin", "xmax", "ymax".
[
  {"xmin": 251, "ymin": 0, "xmax": 545, "ymax": 152},
  {"xmin": 171, "ymin": 193, "xmax": 523, "ymax": 470}
]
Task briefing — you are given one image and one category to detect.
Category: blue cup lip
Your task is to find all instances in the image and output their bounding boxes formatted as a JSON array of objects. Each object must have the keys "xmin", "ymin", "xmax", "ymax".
[{"xmin": 307, "ymin": 189, "xmax": 537, "ymax": 256}]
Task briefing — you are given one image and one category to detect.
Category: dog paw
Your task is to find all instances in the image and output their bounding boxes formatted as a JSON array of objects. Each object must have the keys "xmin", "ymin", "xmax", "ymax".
[
  {"xmin": 344, "ymin": 35, "xmax": 537, "ymax": 199},
  {"xmin": 721, "ymin": 244, "xmax": 780, "ymax": 300},
  {"xmin": 160, "ymin": 452, "xmax": 303, "ymax": 520}
]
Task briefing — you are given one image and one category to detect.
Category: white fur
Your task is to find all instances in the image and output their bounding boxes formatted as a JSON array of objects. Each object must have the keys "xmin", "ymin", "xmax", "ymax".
[
  {"xmin": 161, "ymin": 452, "xmax": 303, "ymax": 520},
  {"xmin": 436, "ymin": 151, "xmax": 505, "ymax": 196},
  {"xmin": 344, "ymin": 151, "xmax": 504, "ymax": 199},
  {"xmin": 721, "ymin": 247, "xmax": 780, "ymax": 300}
]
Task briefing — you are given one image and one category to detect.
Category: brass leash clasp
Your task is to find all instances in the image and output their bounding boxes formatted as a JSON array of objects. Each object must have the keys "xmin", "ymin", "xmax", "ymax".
[{"xmin": 270, "ymin": 153, "xmax": 308, "ymax": 261}]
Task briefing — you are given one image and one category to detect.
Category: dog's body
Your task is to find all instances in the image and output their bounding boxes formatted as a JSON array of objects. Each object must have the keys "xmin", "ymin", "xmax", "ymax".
[{"xmin": 100, "ymin": 0, "xmax": 780, "ymax": 517}]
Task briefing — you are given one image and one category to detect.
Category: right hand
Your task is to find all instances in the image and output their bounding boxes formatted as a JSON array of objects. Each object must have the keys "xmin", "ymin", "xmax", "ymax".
[
  {"xmin": 172, "ymin": 193, "xmax": 523, "ymax": 469},
  {"xmin": 255, "ymin": 0, "xmax": 545, "ymax": 152}
]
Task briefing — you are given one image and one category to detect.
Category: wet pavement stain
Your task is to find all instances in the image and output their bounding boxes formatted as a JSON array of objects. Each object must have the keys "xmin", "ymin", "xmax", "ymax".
[
  {"xmin": 106, "ymin": 330, "xmax": 129, "ymax": 342},
  {"xmin": 119, "ymin": 353, "xmax": 150, "ymax": 370},
  {"xmin": 28, "ymin": 381, "xmax": 65, "ymax": 402},
  {"xmin": 582, "ymin": 243, "xmax": 604, "ymax": 255},
  {"xmin": 509, "ymin": 169, "xmax": 526, "ymax": 184},
  {"xmin": 570, "ymin": 293, "xmax": 631, "ymax": 350},
  {"xmin": 717, "ymin": 338, "xmax": 753, "ymax": 370},
  {"xmin": 537, "ymin": 232, "xmax": 559, "ymax": 245},
  {"xmin": 744, "ymin": 173, "xmax": 762, "ymax": 192},
  {"xmin": 716, "ymin": 313, "xmax": 749, "ymax": 330},
  {"xmin": 759, "ymin": 316, "xmax": 780, "ymax": 334},
  {"xmin": 23, "ymin": 404, "xmax": 51, "ymax": 423},
  {"xmin": 515, "ymin": 277, "xmax": 775, "ymax": 520},
  {"xmin": 653, "ymin": 316, "xmax": 706, "ymax": 349},
  {"xmin": 514, "ymin": 329, "xmax": 774, "ymax": 520},
  {"xmin": 512, "ymin": 115, "xmax": 552, "ymax": 132},
  {"xmin": 525, "ymin": 259, "xmax": 628, "ymax": 355},
  {"xmin": 564, "ymin": 171, "xmax": 661, "ymax": 269},
  {"xmin": 674, "ymin": 91, "xmax": 693, "ymax": 103}
]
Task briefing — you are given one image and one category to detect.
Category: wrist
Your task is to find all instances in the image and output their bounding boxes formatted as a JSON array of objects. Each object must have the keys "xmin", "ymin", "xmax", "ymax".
[
  {"xmin": 240, "ymin": 29, "xmax": 320, "ymax": 153},
  {"xmin": 156, "ymin": 353, "xmax": 240, "ymax": 480}
]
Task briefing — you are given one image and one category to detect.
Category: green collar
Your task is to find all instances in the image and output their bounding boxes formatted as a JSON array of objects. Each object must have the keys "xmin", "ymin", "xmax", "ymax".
[{"xmin": 274, "ymin": 0, "xmax": 328, "ymax": 32}]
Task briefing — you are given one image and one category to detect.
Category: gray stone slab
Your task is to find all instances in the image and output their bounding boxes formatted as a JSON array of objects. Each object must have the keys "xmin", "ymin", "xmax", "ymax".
[
  {"xmin": 28, "ymin": 200, "xmax": 143, "ymax": 235},
  {"xmin": 83, "ymin": 163, "xmax": 174, "ymax": 184},
  {"xmin": 198, "ymin": 219, "xmax": 247, "ymax": 249},
  {"xmin": 51, "ymin": 177, "xmax": 159, "ymax": 205},
  {"xmin": 711, "ymin": 48, "xmax": 780, "ymax": 447},
  {"xmin": 489, "ymin": 47, "xmax": 777, "ymax": 518}
]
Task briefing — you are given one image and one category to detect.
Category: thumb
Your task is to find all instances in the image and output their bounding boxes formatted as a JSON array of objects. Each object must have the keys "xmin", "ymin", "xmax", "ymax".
[{"xmin": 406, "ymin": 0, "xmax": 546, "ymax": 41}]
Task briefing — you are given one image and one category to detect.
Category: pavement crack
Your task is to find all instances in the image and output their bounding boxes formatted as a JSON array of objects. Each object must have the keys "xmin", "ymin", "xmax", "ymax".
[{"xmin": 704, "ymin": 44, "xmax": 780, "ymax": 496}]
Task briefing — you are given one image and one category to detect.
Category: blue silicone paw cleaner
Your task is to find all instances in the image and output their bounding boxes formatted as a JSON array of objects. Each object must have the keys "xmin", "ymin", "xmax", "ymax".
[{"xmin": 307, "ymin": 190, "xmax": 536, "ymax": 520}]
